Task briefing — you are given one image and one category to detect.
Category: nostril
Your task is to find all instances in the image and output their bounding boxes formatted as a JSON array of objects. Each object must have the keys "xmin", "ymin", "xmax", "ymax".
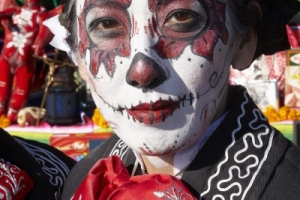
[
  {"xmin": 126, "ymin": 52, "xmax": 167, "ymax": 89},
  {"xmin": 130, "ymin": 81, "xmax": 139, "ymax": 87}
]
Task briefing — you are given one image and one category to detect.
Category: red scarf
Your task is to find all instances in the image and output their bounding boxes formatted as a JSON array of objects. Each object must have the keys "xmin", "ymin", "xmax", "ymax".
[{"xmin": 73, "ymin": 155, "xmax": 197, "ymax": 200}]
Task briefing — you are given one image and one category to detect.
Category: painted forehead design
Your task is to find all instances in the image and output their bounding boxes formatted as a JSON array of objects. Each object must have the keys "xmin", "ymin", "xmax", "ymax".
[{"xmin": 78, "ymin": 0, "xmax": 228, "ymax": 77}]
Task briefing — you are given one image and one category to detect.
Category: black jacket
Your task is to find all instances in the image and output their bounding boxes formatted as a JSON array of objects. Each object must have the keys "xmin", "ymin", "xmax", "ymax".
[{"xmin": 62, "ymin": 86, "xmax": 300, "ymax": 200}]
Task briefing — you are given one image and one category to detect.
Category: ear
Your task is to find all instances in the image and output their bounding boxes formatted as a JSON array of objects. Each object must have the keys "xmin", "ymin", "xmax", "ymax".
[
  {"xmin": 231, "ymin": 27, "xmax": 258, "ymax": 70},
  {"xmin": 231, "ymin": 2, "xmax": 261, "ymax": 70}
]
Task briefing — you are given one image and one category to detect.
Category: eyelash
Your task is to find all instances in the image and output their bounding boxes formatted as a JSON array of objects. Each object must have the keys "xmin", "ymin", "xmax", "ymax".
[
  {"xmin": 88, "ymin": 18, "xmax": 124, "ymax": 39},
  {"xmin": 165, "ymin": 10, "xmax": 200, "ymax": 24},
  {"xmin": 163, "ymin": 10, "xmax": 202, "ymax": 32},
  {"xmin": 89, "ymin": 18, "xmax": 101, "ymax": 31}
]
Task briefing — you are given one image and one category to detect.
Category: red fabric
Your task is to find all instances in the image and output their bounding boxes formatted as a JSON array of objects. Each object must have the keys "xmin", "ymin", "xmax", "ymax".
[
  {"xmin": 73, "ymin": 155, "xmax": 197, "ymax": 200},
  {"xmin": 0, "ymin": 159, "xmax": 34, "ymax": 200},
  {"xmin": 286, "ymin": 25, "xmax": 300, "ymax": 48}
]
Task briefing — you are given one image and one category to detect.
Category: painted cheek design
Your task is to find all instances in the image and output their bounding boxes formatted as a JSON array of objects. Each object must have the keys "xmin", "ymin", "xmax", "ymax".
[
  {"xmin": 148, "ymin": 0, "xmax": 159, "ymax": 13},
  {"xmin": 144, "ymin": 16, "xmax": 160, "ymax": 38},
  {"xmin": 78, "ymin": 14, "xmax": 89, "ymax": 58},
  {"xmin": 153, "ymin": 0, "xmax": 228, "ymax": 61},
  {"xmin": 78, "ymin": 0, "xmax": 132, "ymax": 77},
  {"xmin": 89, "ymin": 41, "xmax": 131, "ymax": 77}
]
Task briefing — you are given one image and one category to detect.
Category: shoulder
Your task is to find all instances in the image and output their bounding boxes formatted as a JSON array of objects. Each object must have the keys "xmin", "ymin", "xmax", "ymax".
[
  {"xmin": 260, "ymin": 140, "xmax": 300, "ymax": 200},
  {"xmin": 280, "ymin": 142, "xmax": 300, "ymax": 176}
]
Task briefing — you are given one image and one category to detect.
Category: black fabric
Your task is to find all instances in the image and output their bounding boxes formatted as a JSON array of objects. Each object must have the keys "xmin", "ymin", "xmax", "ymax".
[
  {"xmin": 0, "ymin": 128, "xmax": 76, "ymax": 200},
  {"xmin": 181, "ymin": 86, "xmax": 291, "ymax": 199},
  {"xmin": 254, "ymin": 0, "xmax": 300, "ymax": 59},
  {"xmin": 259, "ymin": 143, "xmax": 300, "ymax": 199},
  {"xmin": 61, "ymin": 85, "xmax": 300, "ymax": 200}
]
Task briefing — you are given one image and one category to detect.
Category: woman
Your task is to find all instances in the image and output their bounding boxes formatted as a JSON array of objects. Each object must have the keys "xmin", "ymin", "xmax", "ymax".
[{"xmin": 45, "ymin": 0, "xmax": 300, "ymax": 199}]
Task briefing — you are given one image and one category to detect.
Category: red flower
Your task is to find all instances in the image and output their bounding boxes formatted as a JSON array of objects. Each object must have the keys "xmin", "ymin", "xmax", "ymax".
[{"xmin": 73, "ymin": 155, "xmax": 197, "ymax": 200}]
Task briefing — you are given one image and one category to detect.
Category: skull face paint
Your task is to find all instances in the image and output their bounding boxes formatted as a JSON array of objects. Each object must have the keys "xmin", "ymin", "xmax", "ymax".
[{"xmin": 76, "ymin": 0, "xmax": 236, "ymax": 155}]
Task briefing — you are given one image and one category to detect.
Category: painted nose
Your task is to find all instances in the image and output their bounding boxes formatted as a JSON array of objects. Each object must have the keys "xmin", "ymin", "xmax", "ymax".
[{"xmin": 126, "ymin": 52, "xmax": 166, "ymax": 89}]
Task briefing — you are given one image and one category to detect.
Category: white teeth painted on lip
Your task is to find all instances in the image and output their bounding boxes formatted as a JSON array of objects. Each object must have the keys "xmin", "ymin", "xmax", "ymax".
[
  {"xmin": 97, "ymin": 89, "xmax": 201, "ymax": 120},
  {"xmin": 123, "ymin": 92, "xmax": 201, "ymax": 110},
  {"xmin": 150, "ymin": 100, "xmax": 154, "ymax": 109}
]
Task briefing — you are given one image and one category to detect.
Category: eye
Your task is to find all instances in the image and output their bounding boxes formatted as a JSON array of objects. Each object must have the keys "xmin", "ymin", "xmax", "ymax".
[
  {"xmin": 166, "ymin": 10, "xmax": 196, "ymax": 23},
  {"xmin": 164, "ymin": 10, "xmax": 201, "ymax": 31},
  {"xmin": 84, "ymin": 4, "xmax": 130, "ymax": 51},
  {"xmin": 89, "ymin": 17, "xmax": 124, "ymax": 38}
]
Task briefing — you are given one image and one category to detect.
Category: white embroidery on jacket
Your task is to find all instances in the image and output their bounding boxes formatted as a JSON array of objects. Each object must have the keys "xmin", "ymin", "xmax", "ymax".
[
  {"xmin": 0, "ymin": 159, "xmax": 26, "ymax": 200},
  {"xmin": 15, "ymin": 139, "xmax": 71, "ymax": 200},
  {"xmin": 110, "ymin": 139, "xmax": 129, "ymax": 160},
  {"xmin": 201, "ymin": 91, "xmax": 274, "ymax": 200}
]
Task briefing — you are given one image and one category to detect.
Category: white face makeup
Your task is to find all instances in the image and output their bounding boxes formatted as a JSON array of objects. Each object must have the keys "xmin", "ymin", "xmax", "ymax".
[{"xmin": 76, "ymin": 0, "xmax": 236, "ymax": 155}]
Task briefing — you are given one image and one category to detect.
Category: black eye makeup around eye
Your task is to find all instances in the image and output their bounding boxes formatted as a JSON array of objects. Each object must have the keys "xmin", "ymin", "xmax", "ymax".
[
  {"xmin": 164, "ymin": 10, "xmax": 203, "ymax": 31},
  {"xmin": 165, "ymin": 10, "xmax": 201, "ymax": 23},
  {"xmin": 165, "ymin": 20, "xmax": 202, "ymax": 32},
  {"xmin": 88, "ymin": 17, "xmax": 117, "ymax": 31},
  {"xmin": 91, "ymin": 29, "xmax": 124, "ymax": 39},
  {"xmin": 88, "ymin": 18, "xmax": 102, "ymax": 31}
]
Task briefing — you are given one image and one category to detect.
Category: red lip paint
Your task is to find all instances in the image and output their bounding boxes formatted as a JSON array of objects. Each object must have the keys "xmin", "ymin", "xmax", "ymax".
[{"xmin": 127, "ymin": 100, "xmax": 180, "ymax": 124}]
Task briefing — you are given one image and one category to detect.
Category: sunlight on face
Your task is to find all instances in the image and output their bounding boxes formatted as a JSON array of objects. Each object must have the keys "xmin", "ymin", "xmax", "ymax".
[{"xmin": 76, "ymin": 0, "xmax": 237, "ymax": 155}]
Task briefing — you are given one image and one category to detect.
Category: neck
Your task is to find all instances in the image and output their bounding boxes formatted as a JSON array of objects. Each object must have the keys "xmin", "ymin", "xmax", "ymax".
[{"xmin": 141, "ymin": 153, "xmax": 175, "ymax": 175}]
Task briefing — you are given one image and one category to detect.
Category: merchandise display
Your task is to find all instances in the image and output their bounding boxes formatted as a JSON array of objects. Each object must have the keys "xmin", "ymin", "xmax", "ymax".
[
  {"xmin": 285, "ymin": 49, "xmax": 300, "ymax": 108},
  {"xmin": 4, "ymin": 113, "xmax": 113, "ymax": 161}
]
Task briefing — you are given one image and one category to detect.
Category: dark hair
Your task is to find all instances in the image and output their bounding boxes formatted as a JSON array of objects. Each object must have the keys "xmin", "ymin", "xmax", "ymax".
[
  {"xmin": 59, "ymin": 0, "xmax": 261, "ymax": 53},
  {"xmin": 60, "ymin": 0, "xmax": 77, "ymax": 53},
  {"xmin": 227, "ymin": 0, "xmax": 261, "ymax": 35}
]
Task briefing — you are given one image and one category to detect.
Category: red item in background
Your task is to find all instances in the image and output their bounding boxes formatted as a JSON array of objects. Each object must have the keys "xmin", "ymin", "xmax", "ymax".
[
  {"xmin": 287, "ymin": 25, "xmax": 300, "ymax": 48},
  {"xmin": 0, "ymin": 158, "xmax": 34, "ymax": 200},
  {"xmin": 50, "ymin": 136, "xmax": 89, "ymax": 160},
  {"xmin": 73, "ymin": 155, "xmax": 197, "ymax": 200},
  {"xmin": 0, "ymin": 3, "xmax": 48, "ymax": 122},
  {"xmin": 50, "ymin": 133, "xmax": 112, "ymax": 161},
  {"xmin": 0, "ymin": 2, "xmax": 63, "ymax": 123},
  {"xmin": 288, "ymin": 25, "xmax": 300, "ymax": 47}
]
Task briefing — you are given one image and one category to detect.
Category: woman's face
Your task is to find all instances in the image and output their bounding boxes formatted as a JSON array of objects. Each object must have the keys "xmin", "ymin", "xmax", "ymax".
[{"xmin": 76, "ymin": 0, "xmax": 237, "ymax": 155}]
